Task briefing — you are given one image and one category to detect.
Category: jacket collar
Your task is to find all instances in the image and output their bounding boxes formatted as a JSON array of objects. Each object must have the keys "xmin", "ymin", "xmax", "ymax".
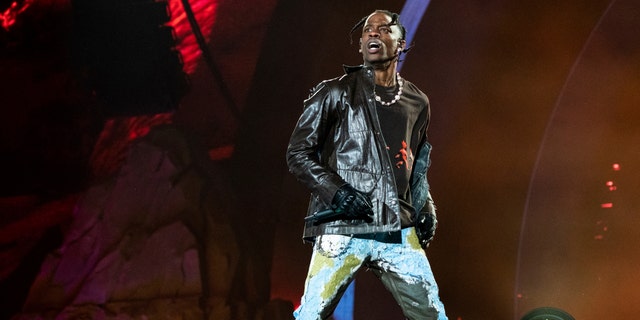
[{"xmin": 342, "ymin": 64, "xmax": 369, "ymax": 74}]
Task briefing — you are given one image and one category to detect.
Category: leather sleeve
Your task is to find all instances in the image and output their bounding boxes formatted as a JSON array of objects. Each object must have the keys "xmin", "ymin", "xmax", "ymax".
[{"xmin": 286, "ymin": 81, "xmax": 346, "ymax": 205}]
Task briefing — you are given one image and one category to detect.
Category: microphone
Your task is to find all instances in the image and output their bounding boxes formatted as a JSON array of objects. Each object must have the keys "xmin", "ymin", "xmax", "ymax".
[{"xmin": 304, "ymin": 209, "xmax": 344, "ymax": 226}]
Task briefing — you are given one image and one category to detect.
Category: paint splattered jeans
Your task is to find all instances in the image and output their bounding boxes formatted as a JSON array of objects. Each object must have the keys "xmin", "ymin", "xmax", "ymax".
[{"xmin": 294, "ymin": 228, "xmax": 448, "ymax": 320}]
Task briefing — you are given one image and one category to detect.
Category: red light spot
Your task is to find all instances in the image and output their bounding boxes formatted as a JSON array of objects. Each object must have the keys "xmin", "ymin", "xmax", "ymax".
[
  {"xmin": 167, "ymin": 0, "xmax": 218, "ymax": 74},
  {"xmin": 208, "ymin": 145, "xmax": 234, "ymax": 160},
  {"xmin": 601, "ymin": 203, "xmax": 613, "ymax": 208},
  {"xmin": 0, "ymin": 0, "xmax": 32, "ymax": 31},
  {"xmin": 612, "ymin": 163, "xmax": 620, "ymax": 171}
]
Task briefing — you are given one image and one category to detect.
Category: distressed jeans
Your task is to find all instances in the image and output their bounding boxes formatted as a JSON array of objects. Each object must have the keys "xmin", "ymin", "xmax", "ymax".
[{"xmin": 294, "ymin": 228, "xmax": 448, "ymax": 320}]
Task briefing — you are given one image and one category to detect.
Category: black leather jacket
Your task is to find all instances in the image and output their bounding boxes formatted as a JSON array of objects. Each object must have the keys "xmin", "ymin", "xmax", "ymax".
[{"xmin": 286, "ymin": 65, "xmax": 434, "ymax": 241}]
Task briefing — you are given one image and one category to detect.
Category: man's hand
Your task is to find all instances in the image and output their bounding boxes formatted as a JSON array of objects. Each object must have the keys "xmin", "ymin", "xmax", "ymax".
[
  {"xmin": 415, "ymin": 200, "xmax": 437, "ymax": 248},
  {"xmin": 331, "ymin": 185, "xmax": 374, "ymax": 223}
]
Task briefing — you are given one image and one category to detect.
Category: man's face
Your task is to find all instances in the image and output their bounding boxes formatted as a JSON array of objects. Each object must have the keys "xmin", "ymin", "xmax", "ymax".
[{"xmin": 359, "ymin": 12, "xmax": 405, "ymax": 66}]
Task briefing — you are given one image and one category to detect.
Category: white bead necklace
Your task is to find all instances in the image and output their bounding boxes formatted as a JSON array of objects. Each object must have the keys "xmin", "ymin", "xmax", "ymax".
[{"xmin": 374, "ymin": 73, "xmax": 404, "ymax": 106}]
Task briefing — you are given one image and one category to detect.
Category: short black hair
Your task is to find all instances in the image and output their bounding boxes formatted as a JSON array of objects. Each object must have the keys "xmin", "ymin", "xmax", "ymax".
[{"xmin": 349, "ymin": 10, "xmax": 407, "ymax": 41}]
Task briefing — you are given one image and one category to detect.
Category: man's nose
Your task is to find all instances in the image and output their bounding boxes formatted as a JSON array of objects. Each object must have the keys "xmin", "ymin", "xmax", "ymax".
[{"xmin": 367, "ymin": 31, "xmax": 380, "ymax": 38}]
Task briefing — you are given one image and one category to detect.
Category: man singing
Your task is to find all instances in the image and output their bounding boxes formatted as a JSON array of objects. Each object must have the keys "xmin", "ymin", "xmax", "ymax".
[{"xmin": 286, "ymin": 9, "xmax": 448, "ymax": 320}]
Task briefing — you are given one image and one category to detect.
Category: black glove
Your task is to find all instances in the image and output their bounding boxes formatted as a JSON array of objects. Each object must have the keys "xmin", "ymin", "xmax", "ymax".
[
  {"xmin": 415, "ymin": 209, "xmax": 437, "ymax": 249},
  {"xmin": 331, "ymin": 185, "xmax": 374, "ymax": 223}
]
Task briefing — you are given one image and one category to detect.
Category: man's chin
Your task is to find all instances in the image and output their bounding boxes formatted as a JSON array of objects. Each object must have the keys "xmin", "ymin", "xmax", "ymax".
[{"xmin": 364, "ymin": 58, "xmax": 394, "ymax": 69}]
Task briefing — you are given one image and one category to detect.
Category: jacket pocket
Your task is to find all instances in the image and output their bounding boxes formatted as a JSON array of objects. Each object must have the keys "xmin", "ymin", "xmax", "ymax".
[{"xmin": 336, "ymin": 168, "xmax": 379, "ymax": 194}]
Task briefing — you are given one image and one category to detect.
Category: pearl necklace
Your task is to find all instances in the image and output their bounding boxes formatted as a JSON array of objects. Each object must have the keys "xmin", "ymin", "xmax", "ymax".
[{"xmin": 374, "ymin": 73, "xmax": 404, "ymax": 106}]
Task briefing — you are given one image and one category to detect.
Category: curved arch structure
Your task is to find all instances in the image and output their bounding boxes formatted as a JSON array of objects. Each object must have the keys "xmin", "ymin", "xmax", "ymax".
[{"xmin": 514, "ymin": 1, "xmax": 640, "ymax": 319}]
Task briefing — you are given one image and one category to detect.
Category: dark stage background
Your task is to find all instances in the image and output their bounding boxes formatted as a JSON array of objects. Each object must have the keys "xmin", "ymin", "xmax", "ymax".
[{"xmin": 1, "ymin": 0, "xmax": 639, "ymax": 319}]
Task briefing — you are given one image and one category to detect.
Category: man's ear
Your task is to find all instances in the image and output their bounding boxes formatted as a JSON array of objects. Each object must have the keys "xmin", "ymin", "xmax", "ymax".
[{"xmin": 398, "ymin": 39, "xmax": 406, "ymax": 52}]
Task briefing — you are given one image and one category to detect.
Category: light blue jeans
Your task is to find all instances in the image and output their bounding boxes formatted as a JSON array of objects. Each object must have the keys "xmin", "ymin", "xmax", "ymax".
[{"xmin": 294, "ymin": 228, "xmax": 447, "ymax": 320}]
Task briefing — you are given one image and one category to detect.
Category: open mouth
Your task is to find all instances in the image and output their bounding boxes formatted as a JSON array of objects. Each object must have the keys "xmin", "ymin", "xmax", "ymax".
[{"xmin": 367, "ymin": 40, "xmax": 382, "ymax": 53}]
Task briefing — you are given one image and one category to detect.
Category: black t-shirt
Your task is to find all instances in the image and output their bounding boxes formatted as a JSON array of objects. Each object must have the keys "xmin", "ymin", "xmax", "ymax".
[{"xmin": 375, "ymin": 81, "xmax": 428, "ymax": 227}]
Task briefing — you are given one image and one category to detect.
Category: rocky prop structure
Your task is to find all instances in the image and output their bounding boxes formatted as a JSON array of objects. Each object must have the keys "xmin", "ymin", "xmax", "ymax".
[
  {"xmin": 1, "ymin": 0, "xmax": 291, "ymax": 318},
  {"xmin": 12, "ymin": 123, "xmax": 293, "ymax": 320}
]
